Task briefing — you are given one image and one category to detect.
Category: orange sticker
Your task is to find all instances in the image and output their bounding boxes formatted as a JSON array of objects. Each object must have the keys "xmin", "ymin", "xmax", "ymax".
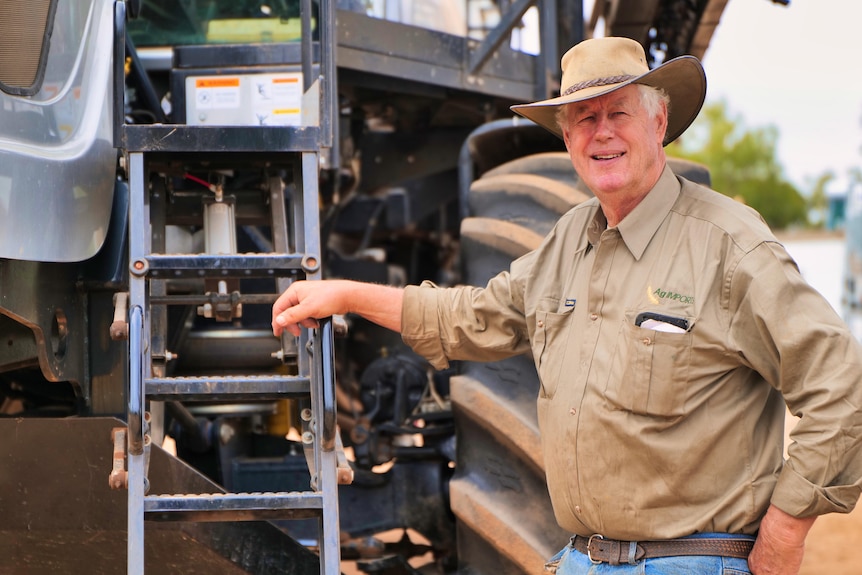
[{"xmin": 195, "ymin": 78, "xmax": 240, "ymax": 88}]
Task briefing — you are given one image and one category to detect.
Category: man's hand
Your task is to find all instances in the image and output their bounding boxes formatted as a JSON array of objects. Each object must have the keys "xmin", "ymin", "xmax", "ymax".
[
  {"xmin": 272, "ymin": 279, "xmax": 404, "ymax": 337},
  {"xmin": 271, "ymin": 280, "xmax": 347, "ymax": 337},
  {"xmin": 748, "ymin": 504, "xmax": 816, "ymax": 575}
]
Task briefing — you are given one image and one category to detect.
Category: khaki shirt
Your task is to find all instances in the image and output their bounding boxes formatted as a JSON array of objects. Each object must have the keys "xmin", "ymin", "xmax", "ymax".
[{"xmin": 402, "ymin": 165, "xmax": 862, "ymax": 540}]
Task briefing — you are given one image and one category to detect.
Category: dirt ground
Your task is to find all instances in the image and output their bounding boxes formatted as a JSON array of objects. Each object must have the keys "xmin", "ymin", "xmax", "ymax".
[{"xmin": 802, "ymin": 507, "xmax": 862, "ymax": 574}]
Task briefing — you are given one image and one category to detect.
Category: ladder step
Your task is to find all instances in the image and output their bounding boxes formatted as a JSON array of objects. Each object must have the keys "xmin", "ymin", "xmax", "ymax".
[
  {"xmin": 145, "ymin": 491, "xmax": 323, "ymax": 522},
  {"xmin": 141, "ymin": 254, "xmax": 308, "ymax": 278},
  {"xmin": 145, "ymin": 375, "xmax": 310, "ymax": 401},
  {"xmin": 123, "ymin": 124, "xmax": 322, "ymax": 154}
]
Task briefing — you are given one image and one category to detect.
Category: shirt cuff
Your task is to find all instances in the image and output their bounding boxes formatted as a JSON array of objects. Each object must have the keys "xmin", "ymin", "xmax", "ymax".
[
  {"xmin": 771, "ymin": 461, "xmax": 860, "ymax": 518},
  {"xmin": 401, "ymin": 283, "xmax": 450, "ymax": 370}
]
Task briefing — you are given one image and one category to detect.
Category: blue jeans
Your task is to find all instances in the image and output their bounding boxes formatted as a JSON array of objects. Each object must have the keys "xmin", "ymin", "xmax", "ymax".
[{"xmin": 545, "ymin": 533, "xmax": 754, "ymax": 575}]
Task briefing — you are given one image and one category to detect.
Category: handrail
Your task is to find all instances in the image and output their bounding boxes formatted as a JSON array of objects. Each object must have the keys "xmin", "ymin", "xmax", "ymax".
[
  {"xmin": 300, "ymin": 0, "xmax": 313, "ymax": 93},
  {"xmin": 113, "ymin": 0, "xmax": 126, "ymax": 149},
  {"xmin": 468, "ymin": 0, "xmax": 535, "ymax": 75},
  {"xmin": 128, "ymin": 304, "xmax": 144, "ymax": 455},
  {"xmin": 320, "ymin": 0, "xmax": 337, "ymax": 156},
  {"xmin": 319, "ymin": 317, "xmax": 337, "ymax": 451}
]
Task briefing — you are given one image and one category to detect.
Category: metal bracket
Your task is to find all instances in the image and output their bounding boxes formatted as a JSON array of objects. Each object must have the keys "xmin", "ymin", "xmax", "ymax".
[
  {"xmin": 110, "ymin": 292, "xmax": 129, "ymax": 341},
  {"xmin": 108, "ymin": 417, "xmax": 152, "ymax": 494},
  {"xmin": 109, "ymin": 427, "xmax": 128, "ymax": 489}
]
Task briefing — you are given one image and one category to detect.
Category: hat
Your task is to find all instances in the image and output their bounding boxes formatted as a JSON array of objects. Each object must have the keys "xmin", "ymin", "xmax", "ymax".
[{"xmin": 511, "ymin": 37, "xmax": 706, "ymax": 146}]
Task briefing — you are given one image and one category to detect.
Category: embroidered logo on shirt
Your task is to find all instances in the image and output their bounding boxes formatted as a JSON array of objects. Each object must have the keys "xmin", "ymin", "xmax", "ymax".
[
  {"xmin": 564, "ymin": 299, "xmax": 576, "ymax": 308},
  {"xmin": 648, "ymin": 285, "xmax": 694, "ymax": 305}
]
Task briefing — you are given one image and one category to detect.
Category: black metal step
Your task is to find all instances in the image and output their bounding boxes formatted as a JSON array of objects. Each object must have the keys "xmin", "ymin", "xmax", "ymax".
[
  {"xmin": 138, "ymin": 253, "xmax": 313, "ymax": 278},
  {"xmin": 145, "ymin": 375, "xmax": 310, "ymax": 401},
  {"xmin": 145, "ymin": 491, "xmax": 323, "ymax": 522},
  {"xmin": 123, "ymin": 124, "xmax": 322, "ymax": 154}
]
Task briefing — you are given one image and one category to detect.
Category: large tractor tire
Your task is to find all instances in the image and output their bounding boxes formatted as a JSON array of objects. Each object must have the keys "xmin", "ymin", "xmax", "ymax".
[
  {"xmin": 450, "ymin": 153, "xmax": 710, "ymax": 573},
  {"xmin": 451, "ymin": 152, "xmax": 587, "ymax": 574}
]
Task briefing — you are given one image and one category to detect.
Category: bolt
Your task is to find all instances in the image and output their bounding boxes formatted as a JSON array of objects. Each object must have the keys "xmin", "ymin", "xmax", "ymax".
[
  {"xmin": 219, "ymin": 423, "xmax": 235, "ymax": 445},
  {"xmin": 300, "ymin": 408, "xmax": 312, "ymax": 421},
  {"xmin": 130, "ymin": 259, "xmax": 149, "ymax": 277}
]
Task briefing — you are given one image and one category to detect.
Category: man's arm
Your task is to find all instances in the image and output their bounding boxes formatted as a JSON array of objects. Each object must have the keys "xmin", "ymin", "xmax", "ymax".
[
  {"xmin": 271, "ymin": 279, "xmax": 404, "ymax": 337},
  {"xmin": 726, "ymin": 243, "xmax": 853, "ymax": 575},
  {"xmin": 748, "ymin": 504, "xmax": 816, "ymax": 575}
]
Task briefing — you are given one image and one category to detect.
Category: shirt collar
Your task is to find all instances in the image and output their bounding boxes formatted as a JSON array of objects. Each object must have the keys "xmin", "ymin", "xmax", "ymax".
[
  {"xmin": 586, "ymin": 202, "xmax": 608, "ymax": 248},
  {"xmin": 614, "ymin": 164, "xmax": 680, "ymax": 260}
]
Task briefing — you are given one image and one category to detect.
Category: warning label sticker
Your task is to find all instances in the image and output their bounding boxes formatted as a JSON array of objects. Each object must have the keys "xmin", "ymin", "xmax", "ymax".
[
  {"xmin": 194, "ymin": 77, "xmax": 241, "ymax": 110},
  {"xmin": 187, "ymin": 72, "xmax": 303, "ymax": 126},
  {"xmin": 250, "ymin": 75, "xmax": 302, "ymax": 126}
]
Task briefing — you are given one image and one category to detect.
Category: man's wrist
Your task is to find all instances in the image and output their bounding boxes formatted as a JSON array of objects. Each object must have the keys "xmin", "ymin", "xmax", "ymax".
[{"xmin": 760, "ymin": 504, "xmax": 816, "ymax": 545}]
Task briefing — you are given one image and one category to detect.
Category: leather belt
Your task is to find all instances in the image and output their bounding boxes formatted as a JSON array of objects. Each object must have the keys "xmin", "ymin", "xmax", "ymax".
[{"xmin": 571, "ymin": 534, "xmax": 754, "ymax": 566}]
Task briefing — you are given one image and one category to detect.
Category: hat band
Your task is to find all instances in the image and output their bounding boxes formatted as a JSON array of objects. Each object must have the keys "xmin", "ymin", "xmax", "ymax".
[{"xmin": 563, "ymin": 74, "xmax": 637, "ymax": 96}]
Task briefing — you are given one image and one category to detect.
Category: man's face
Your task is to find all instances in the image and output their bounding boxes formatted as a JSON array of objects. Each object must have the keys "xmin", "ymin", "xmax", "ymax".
[{"xmin": 561, "ymin": 85, "xmax": 667, "ymax": 210}]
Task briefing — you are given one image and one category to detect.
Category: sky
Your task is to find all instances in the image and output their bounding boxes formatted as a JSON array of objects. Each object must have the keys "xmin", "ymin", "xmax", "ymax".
[
  {"xmin": 701, "ymin": 0, "xmax": 862, "ymax": 193},
  {"xmin": 582, "ymin": 0, "xmax": 862, "ymax": 194}
]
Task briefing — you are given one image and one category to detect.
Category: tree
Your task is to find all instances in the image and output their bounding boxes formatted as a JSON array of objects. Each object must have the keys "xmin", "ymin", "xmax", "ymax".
[
  {"xmin": 806, "ymin": 171, "xmax": 835, "ymax": 229},
  {"xmin": 667, "ymin": 100, "xmax": 808, "ymax": 229}
]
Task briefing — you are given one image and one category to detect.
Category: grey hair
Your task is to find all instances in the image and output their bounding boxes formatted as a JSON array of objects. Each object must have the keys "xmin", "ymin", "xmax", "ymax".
[{"xmin": 554, "ymin": 84, "xmax": 670, "ymax": 131}]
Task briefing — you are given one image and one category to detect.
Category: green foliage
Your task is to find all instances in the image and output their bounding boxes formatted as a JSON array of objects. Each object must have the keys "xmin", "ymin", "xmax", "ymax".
[
  {"xmin": 667, "ymin": 100, "xmax": 809, "ymax": 229},
  {"xmin": 807, "ymin": 171, "xmax": 835, "ymax": 228}
]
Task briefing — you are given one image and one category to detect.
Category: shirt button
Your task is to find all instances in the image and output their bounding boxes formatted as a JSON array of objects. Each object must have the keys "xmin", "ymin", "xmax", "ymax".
[
  {"xmin": 642, "ymin": 337, "xmax": 652, "ymax": 345},
  {"xmin": 537, "ymin": 320, "xmax": 545, "ymax": 328},
  {"xmin": 569, "ymin": 407, "xmax": 577, "ymax": 416},
  {"xmin": 590, "ymin": 313, "xmax": 598, "ymax": 321},
  {"xmin": 575, "ymin": 505, "xmax": 582, "ymax": 514}
]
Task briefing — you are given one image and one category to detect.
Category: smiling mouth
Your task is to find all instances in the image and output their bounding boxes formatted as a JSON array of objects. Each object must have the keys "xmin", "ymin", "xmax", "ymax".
[{"xmin": 592, "ymin": 153, "xmax": 624, "ymax": 160}]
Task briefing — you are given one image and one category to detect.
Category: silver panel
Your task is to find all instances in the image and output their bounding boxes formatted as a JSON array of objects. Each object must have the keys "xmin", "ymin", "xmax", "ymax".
[{"xmin": 0, "ymin": 0, "xmax": 115, "ymax": 262}]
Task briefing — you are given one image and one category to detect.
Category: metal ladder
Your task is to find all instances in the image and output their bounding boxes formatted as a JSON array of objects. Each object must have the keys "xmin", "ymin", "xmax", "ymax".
[{"xmin": 112, "ymin": 1, "xmax": 342, "ymax": 574}]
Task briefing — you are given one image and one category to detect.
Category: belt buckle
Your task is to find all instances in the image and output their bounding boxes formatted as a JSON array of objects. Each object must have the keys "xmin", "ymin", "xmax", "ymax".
[{"xmin": 587, "ymin": 533, "xmax": 605, "ymax": 564}]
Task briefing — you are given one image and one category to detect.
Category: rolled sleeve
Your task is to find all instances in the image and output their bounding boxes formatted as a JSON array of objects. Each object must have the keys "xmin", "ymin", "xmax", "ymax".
[
  {"xmin": 402, "ymin": 283, "xmax": 451, "ymax": 370},
  {"xmin": 773, "ymin": 461, "xmax": 861, "ymax": 517},
  {"xmin": 401, "ymin": 273, "xmax": 531, "ymax": 370}
]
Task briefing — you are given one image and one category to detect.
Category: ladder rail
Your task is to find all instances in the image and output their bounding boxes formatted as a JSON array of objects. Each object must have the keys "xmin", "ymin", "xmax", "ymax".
[
  {"xmin": 293, "ymin": 148, "xmax": 342, "ymax": 575},
  {"xmin": 127, "ymin": 149, "xmax": 152, "ymax": 575}
]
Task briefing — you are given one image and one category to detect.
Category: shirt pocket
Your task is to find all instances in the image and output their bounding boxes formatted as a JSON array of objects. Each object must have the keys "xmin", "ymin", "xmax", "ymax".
[
  {"xmin": 532, "ymin": 303, "xmax": 574, "ymax": 399},
  {"xmin": 604, "ymin": 313, "xmax": 695, "ymax": 417}
]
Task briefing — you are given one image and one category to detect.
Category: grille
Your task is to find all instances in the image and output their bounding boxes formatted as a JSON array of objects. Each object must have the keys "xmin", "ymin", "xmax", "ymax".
[{"xmin": 0, "ymin": 0, "xmax": 57, "ymax": 95}]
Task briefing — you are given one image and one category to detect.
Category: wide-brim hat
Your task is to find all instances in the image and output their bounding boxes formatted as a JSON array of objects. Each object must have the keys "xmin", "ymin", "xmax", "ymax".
[{"xmin": 511, "ymin": 37, "xmax": 706, "ymax": 146}]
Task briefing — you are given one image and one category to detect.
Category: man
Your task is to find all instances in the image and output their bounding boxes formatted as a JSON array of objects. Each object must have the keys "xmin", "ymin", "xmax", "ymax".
[{"xmin": 272, "ymin": 37, "xmax": 862, "ymax": 574}]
